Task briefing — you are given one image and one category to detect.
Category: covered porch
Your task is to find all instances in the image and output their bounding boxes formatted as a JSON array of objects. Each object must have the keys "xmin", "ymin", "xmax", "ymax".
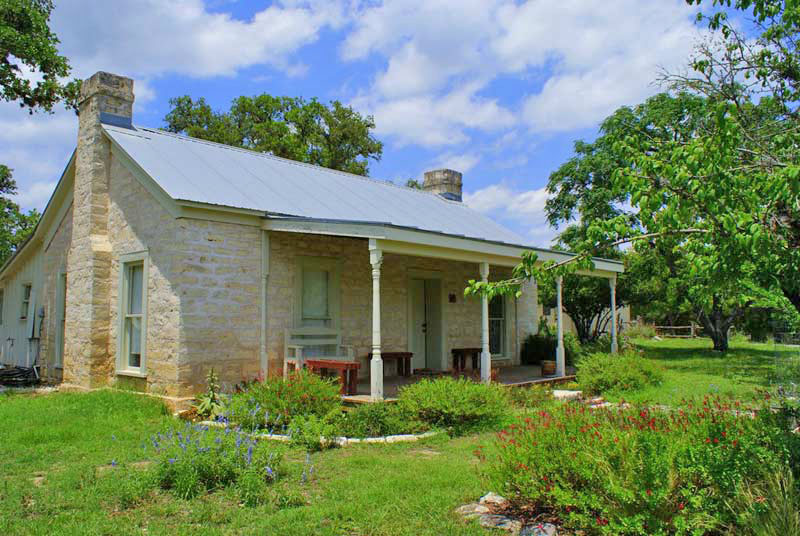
[
  {"xmin": 364, "ymin": 237, "xmax": 623, "ymax": 400},
  {"xmin": 266, "ymin": 218, "xmax": 624, "ymax": 401}
]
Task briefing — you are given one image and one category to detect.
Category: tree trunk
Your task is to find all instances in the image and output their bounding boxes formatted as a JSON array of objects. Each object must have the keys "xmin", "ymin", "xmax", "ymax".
[
  {"xmin": 698, "ymin": 296, "xmax": 729, "ymax": 352},
  {"xmin": 697, "ymin": 296, "xmax": 753, "ymax": 352}
]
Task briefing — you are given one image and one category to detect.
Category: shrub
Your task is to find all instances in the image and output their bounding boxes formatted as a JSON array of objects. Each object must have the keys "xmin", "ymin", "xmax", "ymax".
[
  {"xmin": 479, "ymin": 396, "xmax": 800, "ymax": 535},
  {"xmin": 287, "ymin": 413, "xmax": 341, "ymax": 452},
  {"xmin": 144, "ymin": 422, "xmax": 283, "ymax": 500},
  {"xmin": 623, "ymin": 323, "xmax": 657, "ymax": 340},
  {"xmin": 509, "ymin": 384, "xmax": 553, "ymax": 409},
  {"xmin": 397, "ymin": 377, "xmax": 511, "ymax": 435},
  {"xmin": 337, "ymin": 402, "xmax": 426, "ymax": 438},
  {"xmin": 520, "ymin": 331, "xmax": 582, "ymax": 367},
  {"xmin": 227, "ymin": 370, "xmax": 341, "ymax": 431},
  {"xmin": 577, "ymin": 350, "xmax": 663, "ymax": 395}
]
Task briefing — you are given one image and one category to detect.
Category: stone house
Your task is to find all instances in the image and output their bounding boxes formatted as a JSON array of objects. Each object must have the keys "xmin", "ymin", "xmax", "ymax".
[{"xmin": 0, "ymin": 72, "xmax": 624, "ymax": 404}]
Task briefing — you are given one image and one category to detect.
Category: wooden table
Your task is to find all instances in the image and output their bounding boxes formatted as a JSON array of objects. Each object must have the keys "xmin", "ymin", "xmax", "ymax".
[
  {"xmin": 305, "ymin": 359, "xmax": 360, "ymax": 395},
  {"xmin": 451, "ymin": 347, "xmax": 482, "ymax": 372},
  {"xmin": 366, "ymin": 352, "xmax": 414, "ymax": 377}
]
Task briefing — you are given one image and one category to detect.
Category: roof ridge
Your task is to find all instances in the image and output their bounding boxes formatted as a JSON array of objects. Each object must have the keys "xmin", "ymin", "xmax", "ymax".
[{"xmin": 130, "ymin": 125, "xmax": 459, "ymax": 203}]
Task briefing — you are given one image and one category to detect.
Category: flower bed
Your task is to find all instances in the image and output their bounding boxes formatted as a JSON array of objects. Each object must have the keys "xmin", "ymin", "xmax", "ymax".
[{"xmin": 478, "ymin": 395, "xmax": 800, "ymax": 535}]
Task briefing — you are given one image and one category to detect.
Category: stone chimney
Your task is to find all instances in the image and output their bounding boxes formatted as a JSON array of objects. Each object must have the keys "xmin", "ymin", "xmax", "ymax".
[
  {"xmin": 422, "ymin": 169, "xmax": 463, "ymax": 201},
  {"xmin": 63, "ymin": 72, "xmax": 134, "ymax": 389}
]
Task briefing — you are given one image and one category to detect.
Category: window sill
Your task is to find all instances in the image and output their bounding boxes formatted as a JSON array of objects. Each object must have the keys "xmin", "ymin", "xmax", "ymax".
[{"xmin": 116, "ymin": 369, "xmax": 147, "ymax": 379}]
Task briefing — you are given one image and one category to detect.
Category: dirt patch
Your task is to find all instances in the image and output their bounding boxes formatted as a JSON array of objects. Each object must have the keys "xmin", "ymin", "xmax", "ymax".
[{"xmin": 409, "ymin": 448, "xmax": 440, "ymax": 457}]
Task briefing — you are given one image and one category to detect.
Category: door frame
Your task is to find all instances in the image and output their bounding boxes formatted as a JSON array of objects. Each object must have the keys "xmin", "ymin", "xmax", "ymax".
[
  {"xmin": 406, "ymin": 269, "xmax": 446, "ymax": 371},
  {"xmin": 54, "ymin": 270, "xmax": 67, "ymax": 368}
]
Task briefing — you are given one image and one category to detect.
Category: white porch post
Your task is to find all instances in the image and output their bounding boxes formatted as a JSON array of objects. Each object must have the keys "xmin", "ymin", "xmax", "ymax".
[
  {"xmin": 610, "ymin": 276, "xmax": 618, "ymax": 353},
  {"xmin": 555, "ymin": 275, "xmax": 565, "ymax": 377},
  {"xmin": 369, "ymin": 240, "xmax": 384, "ymax": 400},
  {"xmin": 480, "ymin": 262, "xmax": 491, "ymax": 383}
]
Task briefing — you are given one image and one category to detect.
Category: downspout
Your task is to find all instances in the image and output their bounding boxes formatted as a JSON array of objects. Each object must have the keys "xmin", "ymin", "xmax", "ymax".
[{"xmin": 260, "ymin": 230, "xmax": 270, "ymax": 379}]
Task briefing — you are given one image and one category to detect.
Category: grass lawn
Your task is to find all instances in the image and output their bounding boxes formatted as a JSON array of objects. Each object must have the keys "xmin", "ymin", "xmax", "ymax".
[
  {"xmin": 1, "ymin": 338, "xmax": 796, "ymax": 534},
  {"xmin": 0, "ymin": 390, "xmax": 491, "ymax": 536},
  {"xmin": 610, "ymin": 336, "xmax": 800, "ymax": 404}
]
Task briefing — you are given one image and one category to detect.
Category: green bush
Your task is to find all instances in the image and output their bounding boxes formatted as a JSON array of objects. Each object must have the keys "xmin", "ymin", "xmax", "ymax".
[
  {"xmin": 509, "ymin": 384, "xmax": 553, "ymax": 409},
  {"xmin": 577, "ymin": 350, "xmax": 664, "ymax": 395},
  {"xmin": 623, "ymin": 323, "xmax": 657, "ymax": 339},
  {"xmin": 397, "ymin": 377, "xmax": 511, "ymax": 435},
  {"xmin": 287, "ymin": 413, "xmax": 341, "ymax": 452},
  {"xmin": 227, "ymin": 370, "xmax": 341, "ymax": 431},
  {"xmin": 480, "ymin": 396, "xmax": 800, "ymax": 535},
  {"xmin": 337, "ymin": 402, "xmax": 426, "ymax": 438},
  {"xmin": 143, "ymin": 423, "xmax": 284, "ymax": 500},
  {"xmin": 520, "ymin": 330, "xmax": 582, "ymax": 367}
]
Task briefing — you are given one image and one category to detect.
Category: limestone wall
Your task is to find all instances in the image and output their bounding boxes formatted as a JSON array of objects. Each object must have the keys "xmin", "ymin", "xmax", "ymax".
[{"xmin": 39, "ymin": 204, "xmax": 73, "ymax": 380}]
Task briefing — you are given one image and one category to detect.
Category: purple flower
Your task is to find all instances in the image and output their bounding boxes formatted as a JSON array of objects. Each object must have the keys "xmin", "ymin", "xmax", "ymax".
[
  {"xmin": 265, "ymin": 467, "xmax": 275, "ymax": 479},
  {"xmin": 111, "ymin": 460, "xmax": 117, "ymax": 467},
  {"xmin": 168, "ymin": 458, "xmax": 176, "ymax": 464}
]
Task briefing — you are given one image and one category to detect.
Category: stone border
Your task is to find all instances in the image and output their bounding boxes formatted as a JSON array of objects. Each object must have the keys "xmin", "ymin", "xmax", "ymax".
[{"xmin": 198, "ymin": 420, "xmax": 441, "ymax": 446}]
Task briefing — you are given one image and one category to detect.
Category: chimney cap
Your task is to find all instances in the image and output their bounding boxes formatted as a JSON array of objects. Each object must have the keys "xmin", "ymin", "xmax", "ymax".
[
  {"xmin": 422, "ymin": 168, "xmax": 463, "ymax": 201},
  {"xmin": 79, "ymin": 71, "xmax": 134, "ymax": 104}
]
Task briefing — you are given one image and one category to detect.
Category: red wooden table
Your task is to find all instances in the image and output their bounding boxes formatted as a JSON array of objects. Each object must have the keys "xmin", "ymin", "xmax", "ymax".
[
  {"xmin": 451, "ymin": 347, "xmax": 481, "ymax": 372},
  {"xmin": 305, "ymin": 359, "xmax": 360, "ymax": 395},
  {"xmin": 366, "ymin": 352, "xmax": 414, "ymax": 377}
]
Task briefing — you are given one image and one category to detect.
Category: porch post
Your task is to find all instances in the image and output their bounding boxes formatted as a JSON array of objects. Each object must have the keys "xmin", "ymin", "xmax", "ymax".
[
  {"xmin": 555, "ymin": 275, "xmax": 565, "ymax": 377},
  {"xmin": 610, "ymin": 276, "xmax": 618, "ymax": 353},
  {"xmin": 369, "ymin": 240, "xmax": 384, "ymax": 400},
  {"xmin": 480, "ymin": 262, "xmax": 491, "ymax": 383}
]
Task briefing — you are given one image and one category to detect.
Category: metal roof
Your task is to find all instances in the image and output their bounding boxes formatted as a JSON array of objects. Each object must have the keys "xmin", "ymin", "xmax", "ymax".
[{"xmin": 102, "ymin": 123, "xmax": 529, "ymax": 247}]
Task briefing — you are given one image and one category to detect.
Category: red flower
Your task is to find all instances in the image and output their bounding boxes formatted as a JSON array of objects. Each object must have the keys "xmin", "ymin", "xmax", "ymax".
[
  {"xmin": 678, "ymin": 502, "xmax": 685, "ymax": 511},
  {"xmin": 646, "ymin": 489, "xmax": 652, "ymax": 496}
]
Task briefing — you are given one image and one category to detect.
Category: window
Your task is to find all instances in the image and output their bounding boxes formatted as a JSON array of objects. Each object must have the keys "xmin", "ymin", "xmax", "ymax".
[
  {"xmin": 117, "ymin": 252, "xmax": 148, "ymax": 375},
  {"xmin": 294, "ymin": 257, "xmax": 340, "ymax": 328},
  {"xmin": 0, "ymin": 288, "xmax": 4, "ymax": 325},
  {"xmin": 20, "ymin": 284, "xmax": 31, "ymax": 319},
  {"xmin": 489, "ymin": 295, "xmax": 506, "ymax": 356}
]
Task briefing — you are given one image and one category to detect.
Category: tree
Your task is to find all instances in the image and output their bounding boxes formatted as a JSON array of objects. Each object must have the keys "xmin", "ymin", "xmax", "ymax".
[
  {"xmin": 0, "ymin": 0, "xmax": 77, "ymax": 265},
  {"xmin": 0, "ymin": 165, "xmax": 39, "ymax": 264},
  {"xmin": 1, "ymin": 0, "xmax": 80, "ymax": 111},
  {"xmin": 405, "ymin": 178, "xmax": 422, "ymax": 189},
  {"xmin": 471, "ymin": 80, "xmax": 799, "ymax": 350},
  {"xmin": 164, "ymin": 95, "xmax": 383, "ymax": 176}
]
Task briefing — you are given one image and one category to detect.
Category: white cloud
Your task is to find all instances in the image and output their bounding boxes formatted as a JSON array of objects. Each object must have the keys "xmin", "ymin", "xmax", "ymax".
[
  {"xmin": 431, "ymin": 152, "xmax": 480, "ymax": 173},
  {"xmin": 12, "ymin": 181, "xmax": 59, "ymax": 210},
  {"xmin": 343, "ymin": 0, "xmax": 702, "ymax": 144},
  {"xmin": 51, "ymin": 0, "xmax": 345, "ymax": 79},
  {"xmin": 463, "ymin": 183, "xmax": 558, "ymax": 246}
]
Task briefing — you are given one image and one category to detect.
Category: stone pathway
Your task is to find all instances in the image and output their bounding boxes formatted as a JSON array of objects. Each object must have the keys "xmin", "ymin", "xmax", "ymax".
[{"xmin": 456, "ymin": 493, "xmax": 559, "ymax": 536}]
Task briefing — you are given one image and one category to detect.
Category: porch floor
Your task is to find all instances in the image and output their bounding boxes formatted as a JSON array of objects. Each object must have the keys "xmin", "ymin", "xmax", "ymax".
[{"xmin": 345, "ymin": 364, "xmax": 575, "ymax": 402}]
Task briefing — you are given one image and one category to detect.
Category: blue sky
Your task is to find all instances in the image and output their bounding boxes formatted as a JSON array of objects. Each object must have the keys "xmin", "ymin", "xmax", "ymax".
[{"xmin": 0, "ymin": 0, "xmax": 707, "ymax": 246}]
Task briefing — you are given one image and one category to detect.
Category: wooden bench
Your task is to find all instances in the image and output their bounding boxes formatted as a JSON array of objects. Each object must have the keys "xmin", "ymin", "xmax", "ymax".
[
  {"xmin": 283, "ymin": 327, "xmax": 355, "ymax": 378},
  {"xmin": 305, "ymin": 359, "xmax": 360, "ymax": 395},
  {"xmin": 366, "ymin": 351, "xmax": 414, "ymax": 377},
  {"xmin": 451, "ymin": 347, "xmax": 481, "ymax": 372}
]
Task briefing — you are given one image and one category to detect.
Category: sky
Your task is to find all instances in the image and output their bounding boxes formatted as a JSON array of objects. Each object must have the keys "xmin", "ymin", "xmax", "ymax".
[{"xmin": 0, "ymin": 0, "xmax": 708, "ymax": 246}]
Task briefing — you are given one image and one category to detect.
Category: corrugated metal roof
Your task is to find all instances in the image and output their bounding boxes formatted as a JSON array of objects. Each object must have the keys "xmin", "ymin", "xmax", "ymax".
[{"xmin": 103, "ymin": 123, "xmax": 529, "ymax": 247}]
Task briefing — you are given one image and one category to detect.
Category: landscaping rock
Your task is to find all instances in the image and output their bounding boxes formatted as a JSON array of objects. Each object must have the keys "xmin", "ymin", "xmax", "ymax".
[
  {"xmin": 553, "ymin": 390, "xmax": 582, "ymax": 401},
  {"xmin": 455, "ymin": 503, "xmax": 490, "ymax": 519},
  {"xmin": 479, "ymin": 514, "xmax": 523, "ymax": 533},
  {"xmin": 479, "ymin": 492, "xmax": 509, "ymax": 508},
  {"xmin": 520, "ymin": 522, "xmax": 558, "ymax": 536}
]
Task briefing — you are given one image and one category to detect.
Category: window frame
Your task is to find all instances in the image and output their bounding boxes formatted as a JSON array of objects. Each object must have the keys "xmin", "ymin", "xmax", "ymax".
[
  {"xmin": 293, "ymin": 256, "xmax": 341, "ymax": 329},
  {"xmin": 489, "ymin": 294, "xmax": 509, "ymax": 359},
  {"xmin": 116, "ymin": 251, "xmax": 149, "ymax": 377},
  {"xmin": 20, "ymin": 283, "xmax": 32, "ymax": 320}
]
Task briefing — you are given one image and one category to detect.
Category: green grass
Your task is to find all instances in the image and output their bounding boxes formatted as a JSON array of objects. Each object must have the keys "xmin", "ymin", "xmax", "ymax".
[
  {"xmin": 605, "ymin": 336, "xmax": 799, "ymax": 404},
  {"xmin": 1, "ymin": 337, "xmax": 796, "ymax": 534},
  {"xmin": 0, "ymin": 390, "xmax": 491, "ymax": 535}
]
